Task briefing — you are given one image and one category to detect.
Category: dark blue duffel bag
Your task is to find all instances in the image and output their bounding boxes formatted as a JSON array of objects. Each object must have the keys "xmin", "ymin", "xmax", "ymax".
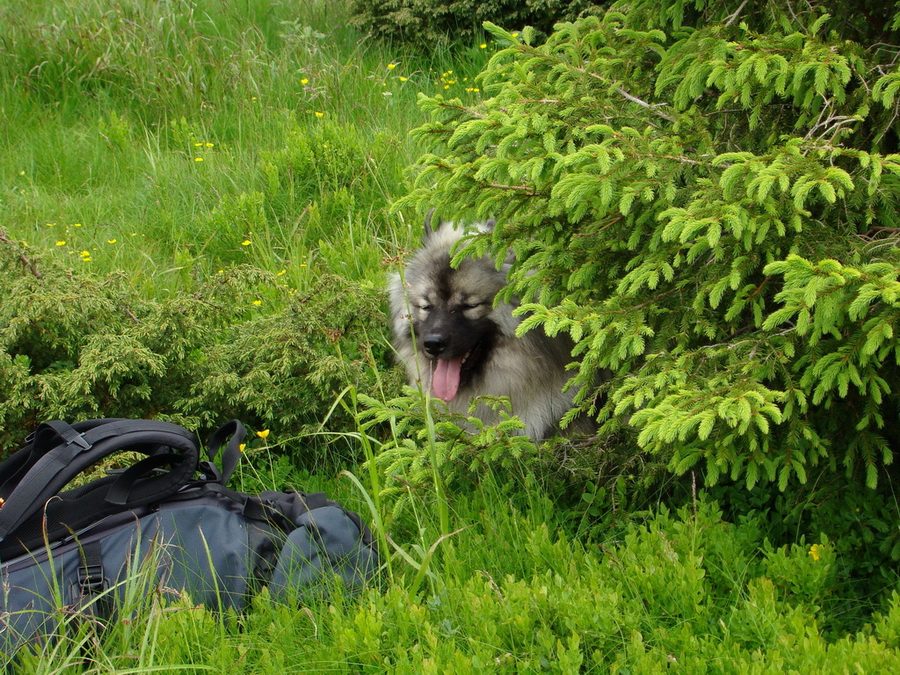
[{"xmin": 0, "ymin": 418, "xmax": 378, "ymax": 657}]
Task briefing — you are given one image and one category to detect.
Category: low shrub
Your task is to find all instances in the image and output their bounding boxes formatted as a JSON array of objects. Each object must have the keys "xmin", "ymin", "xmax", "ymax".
[{"xmin": 0, "ymin": 234, "xmax": 396, "ymax": 466}]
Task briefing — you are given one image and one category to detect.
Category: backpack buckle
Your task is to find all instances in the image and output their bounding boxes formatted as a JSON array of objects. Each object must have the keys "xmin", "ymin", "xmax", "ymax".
[{"xmin": 78, "ymin": 564, "xmax": 106, "ymax": 594}]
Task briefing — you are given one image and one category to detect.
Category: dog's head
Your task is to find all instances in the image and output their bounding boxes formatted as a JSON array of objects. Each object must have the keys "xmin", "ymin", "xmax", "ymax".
[{"xmin": 390, "ymin": 212, "xmax": 519, "ymax": 401}]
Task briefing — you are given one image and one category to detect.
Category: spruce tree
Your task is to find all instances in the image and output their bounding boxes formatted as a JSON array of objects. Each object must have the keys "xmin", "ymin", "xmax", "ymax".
[{"xmin": 398, "ymin": 0, "xmax": 900, "ymax": 489}]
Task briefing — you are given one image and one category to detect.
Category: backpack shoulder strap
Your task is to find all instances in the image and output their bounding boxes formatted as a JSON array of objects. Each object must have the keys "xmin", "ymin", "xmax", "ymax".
[
  {"xmin": 0, "ymin": 419, "xmax": 118, "ymax": 499},
  {"xmin": 0, "ymin": 419, "xmax": 200, "ymax": 544}
]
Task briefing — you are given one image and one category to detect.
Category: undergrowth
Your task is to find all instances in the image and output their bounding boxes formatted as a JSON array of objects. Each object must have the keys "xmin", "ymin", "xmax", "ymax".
[{"xmin": 9, "ymin": 484, "xmax": 900, "ymax": 672}]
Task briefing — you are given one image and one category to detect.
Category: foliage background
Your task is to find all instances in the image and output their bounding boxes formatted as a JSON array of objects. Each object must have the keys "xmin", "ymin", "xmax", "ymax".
[
  {"xmin": 349, "ymin": 0, "xmax": 606, "ymax": 47},
  {"xmin": 1, "ymin": 0, "xmax": 900, "ymax": 670}
]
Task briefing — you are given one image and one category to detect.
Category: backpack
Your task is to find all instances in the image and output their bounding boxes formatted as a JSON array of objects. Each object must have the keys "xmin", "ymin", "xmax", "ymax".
[{"xmin": 0, "ymin": 418, "xmax": 378, "ymax": 656}]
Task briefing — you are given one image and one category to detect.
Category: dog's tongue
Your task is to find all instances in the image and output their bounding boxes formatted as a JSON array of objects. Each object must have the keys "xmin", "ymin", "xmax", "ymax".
[{"xmin": 432, "ymin": 356, "xmax": 463, "ymax": 402}]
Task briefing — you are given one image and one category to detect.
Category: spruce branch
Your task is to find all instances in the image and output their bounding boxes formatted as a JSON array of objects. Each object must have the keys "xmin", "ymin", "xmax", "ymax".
[
  {"xmin": 614, "ymin": 87, "xmax": 677, "ymax": 123},
  {"xmin": 724, "ymin": 0, "xmax": 751, "ymax": 27},
  {"xmin": 487, "ymin": 183, "xmax": 540, "ymax": 195}
]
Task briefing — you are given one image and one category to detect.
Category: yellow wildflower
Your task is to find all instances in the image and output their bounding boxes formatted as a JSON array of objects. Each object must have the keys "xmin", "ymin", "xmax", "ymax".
[
  {"xmin": 809, "ymin": 544, "xmax": 824, "ymax": 561},
  {"xmin": 387, "ymin": 62, "xmax": 397, "ymax": 70},
  {"xmin": 56, "ymin": 240, "xmax": 66, "ymax": 246},
  {"xmin": 241, "ymin": 240, "xmax": 251, "ymax": 246},
  {"xmin": 314, "ymin": 111, "xmax": 325, "ymax": 118},
  {"xmin": 194, "ymin": 157, "xmax": 204, "ymax": 162},
  {"xmin": 107, "ymin": 239, "xmax": 117, "ymax": 244},
  {"xmin": 301, "ymin": 78, "xmax": 309, "ymax": 85},
  {"xmin": 256, "ymin": 429, "xmax": 270, "ymax": 439},
  {"xmin": 479, "ymin": 43, "xmax": 487, "ymax": 49},
  {"xmin": 239, "ymin": 443, "xmax": 246, "ymax": 452}
]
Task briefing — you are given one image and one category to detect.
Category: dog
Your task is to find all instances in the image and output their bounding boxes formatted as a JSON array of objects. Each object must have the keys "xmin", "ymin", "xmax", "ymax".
[{"xmin": 389, "ymin": 212, "xmax": 595, "ymax": 440}]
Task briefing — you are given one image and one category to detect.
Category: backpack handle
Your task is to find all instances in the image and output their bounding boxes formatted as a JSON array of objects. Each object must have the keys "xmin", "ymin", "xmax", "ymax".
[
  {"xmin": 0, "ymin": 419, "xmax": 200, "ymax": 544},
  {"xmin": 199, "ymin": 420, "xmax": 247, "ymax": 486}
]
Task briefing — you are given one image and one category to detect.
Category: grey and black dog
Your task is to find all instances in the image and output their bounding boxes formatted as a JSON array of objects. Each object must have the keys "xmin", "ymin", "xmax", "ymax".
[{"xmin": 389, "ymin": 212, "xmax": 595, "ymax": 440}]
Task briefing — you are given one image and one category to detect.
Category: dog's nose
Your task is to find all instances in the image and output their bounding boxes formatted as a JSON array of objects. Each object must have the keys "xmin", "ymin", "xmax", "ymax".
[{"xmin": 423, "ymin": 335, "xmax": 447, "ymax": 357}]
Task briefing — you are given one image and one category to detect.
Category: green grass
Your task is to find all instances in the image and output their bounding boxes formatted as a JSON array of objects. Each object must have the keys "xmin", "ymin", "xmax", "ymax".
[
  {"xmin": 3, "ymin": 0, "xmax": 900, "ymax": 671},
  {"xmin": 0, "ymin": 0, "xmax": 486, "ymax": 298}
]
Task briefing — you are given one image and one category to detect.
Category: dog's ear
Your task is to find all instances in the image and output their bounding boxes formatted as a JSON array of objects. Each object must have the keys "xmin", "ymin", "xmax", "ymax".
[{"xmin": 423, "ymin": 207, "xmax": 440, "ymax": 240}]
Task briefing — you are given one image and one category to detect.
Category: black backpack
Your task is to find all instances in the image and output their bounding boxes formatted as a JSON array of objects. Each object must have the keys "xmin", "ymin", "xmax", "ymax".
[{"xmin": 0, "ymin": 418, "xmax": 378, "ymax": 656}]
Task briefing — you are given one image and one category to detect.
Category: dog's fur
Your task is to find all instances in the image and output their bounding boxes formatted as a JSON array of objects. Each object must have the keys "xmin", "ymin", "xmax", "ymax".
[{"xmin": 389, "ymin": 214, "xmax": 592, "ymax": 440}]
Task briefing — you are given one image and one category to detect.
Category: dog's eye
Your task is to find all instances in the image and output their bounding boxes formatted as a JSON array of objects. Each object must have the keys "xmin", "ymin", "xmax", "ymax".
[
  {"xmin": 461, "ymin": 302, "xmax": 482, "ymax": 311},
  {"xmin": 419, "ymin": 303, "xmax": 433, "ymax": 312}
]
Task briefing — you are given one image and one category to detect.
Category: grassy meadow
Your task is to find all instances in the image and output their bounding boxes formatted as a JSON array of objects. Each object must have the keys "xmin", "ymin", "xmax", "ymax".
[{"xmin": 3, "ymin": 0, "xmax": 900, "ymax": 672}]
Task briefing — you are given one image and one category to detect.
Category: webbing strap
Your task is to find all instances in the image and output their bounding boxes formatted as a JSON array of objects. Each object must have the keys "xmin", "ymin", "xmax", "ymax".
[
  {"xmin": 35, "ymin": 420, "xmax": 91, "ymax": 450},
  {"xmin": 78, "ymin": 540, "xmax": 105, "ymax": 593},
  {"xmin": 203, "ymin": 420, "xmax": 247, "ymax": 486},
  {"xmin": 75, "ymin": 540, "xmax": 108, "ymax": 617}
]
